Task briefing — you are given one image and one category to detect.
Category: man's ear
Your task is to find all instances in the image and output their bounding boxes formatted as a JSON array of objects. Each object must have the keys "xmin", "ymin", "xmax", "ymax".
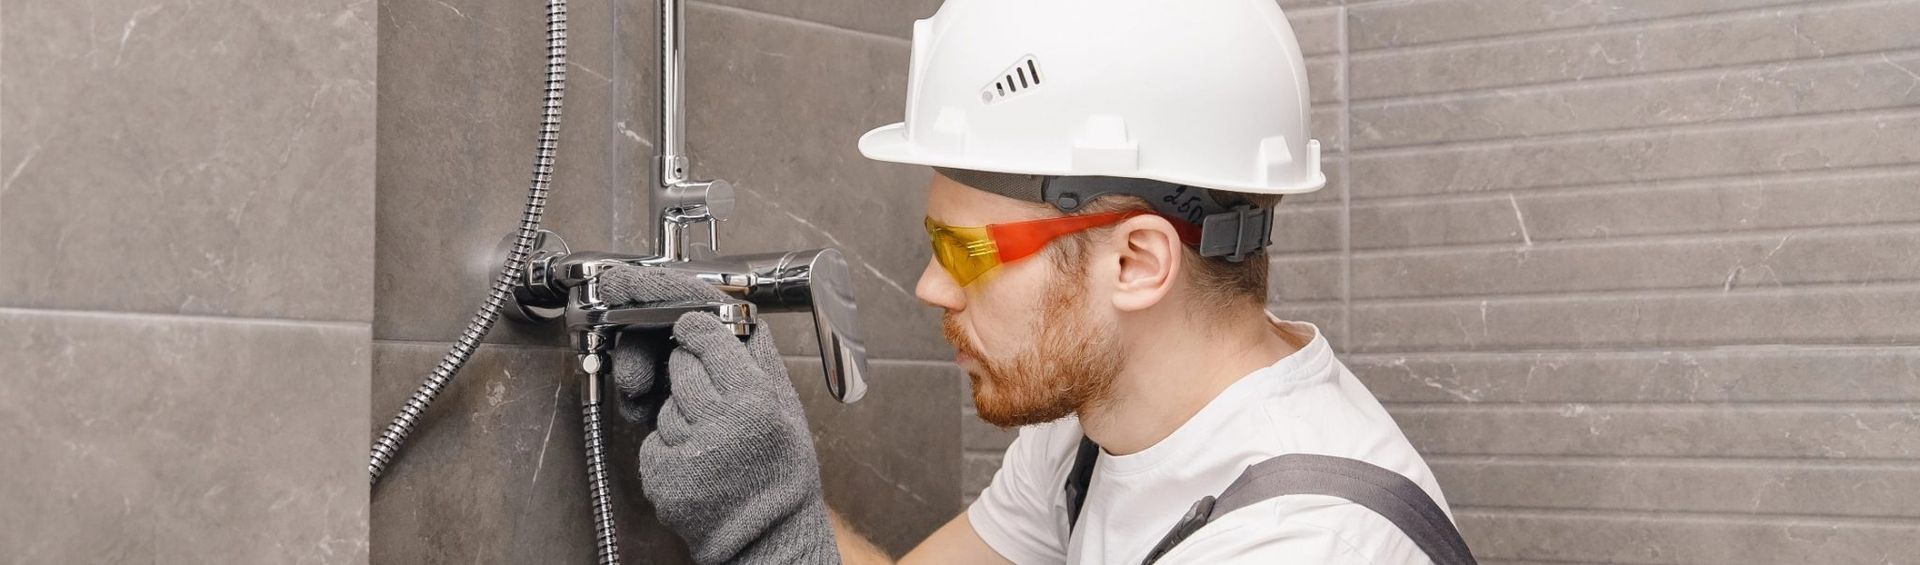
[{"xmin": 1108, "ymin": 214, "xmax": 1183, "ymax": 312}]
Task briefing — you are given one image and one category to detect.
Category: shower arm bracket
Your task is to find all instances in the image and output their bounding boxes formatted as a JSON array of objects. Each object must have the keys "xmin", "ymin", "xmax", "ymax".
[{"xmin": 652, "ymin": 155, "xmax": 734, "ymax": 262}]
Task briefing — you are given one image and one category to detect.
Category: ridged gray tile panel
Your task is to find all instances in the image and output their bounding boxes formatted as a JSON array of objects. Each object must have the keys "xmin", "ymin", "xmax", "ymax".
[
  {"xmin": 1346, "ymin": 226, "xmax": 1920, "ymax": 299},
  {"xmin": 1273, "ymin": 203, "xmax": 1346, "ymax": 253},
  {"xmin": 1270, "ymin": 255, "xmax": 1346, "ymax": 302},
  {"xmin": 1353, "ymin": 50, "xmax": 1920, "ymax": 150},
  {"xmin": 1349, "ymin": 0, "xmax": 1814, "ymax": 52},
  {"xmin": 1431, "ymin": 456, "xmax": 1920, "ymax": 517},
  {"xmin": 1350, "ymin": 348, "xmax": 1920, "ymax": 404},
  {"xmin": 1350, "ymin": 168, "xmax": 1920, "ymax": 250},
  {"xmin": 1456, "ymin": 510, "xmax": 1920, "ymax": 563},
  {"xmin": 1339, "ymin": 2, "xmax": 1920, "ymax": 560},
  {"xmin": 1288, "ymin": 6, "xmax": 1346, "ymax": 57},
  {"xmin": 1350, "ymin": 111, "xmax": 1920, "ymax": 200},
  {"xmin": 1391, "ymin": 403, "xmax": 1920, "ymax": 459},
  {"xmin": 1350, "ymin": 285, "xmax": 1920, "ymax": 352},
  {"xmin": 1350, "ymin": 1, "xmax": 1920, "ymax": 100}
]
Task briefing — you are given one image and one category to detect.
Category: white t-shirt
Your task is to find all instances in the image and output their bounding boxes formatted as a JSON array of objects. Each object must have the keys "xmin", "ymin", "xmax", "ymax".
[{"xmin": 968, "ymin": 319, "xmax": 1450, "ymax": 565}]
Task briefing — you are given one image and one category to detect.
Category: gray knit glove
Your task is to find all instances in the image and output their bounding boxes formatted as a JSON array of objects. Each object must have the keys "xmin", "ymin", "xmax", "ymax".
[
  {"xmin": 597, "ymin": 267, "xmax": 719, "ymax": 425},
  {"xmin": 595, "ymin": 266, "xmax": 840, "ymax": 565}
]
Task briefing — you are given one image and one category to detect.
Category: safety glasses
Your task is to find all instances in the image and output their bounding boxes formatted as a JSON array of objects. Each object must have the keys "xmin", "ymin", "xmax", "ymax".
[{"xmin": 924, "ymin": 211, "xmax": 1146, "ymax": 286}]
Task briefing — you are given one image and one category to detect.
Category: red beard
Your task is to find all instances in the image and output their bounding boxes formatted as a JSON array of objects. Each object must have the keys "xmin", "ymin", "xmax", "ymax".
[{"xmin": 945, "ymin": 277, "xmax": 1121, "ymax": 428}]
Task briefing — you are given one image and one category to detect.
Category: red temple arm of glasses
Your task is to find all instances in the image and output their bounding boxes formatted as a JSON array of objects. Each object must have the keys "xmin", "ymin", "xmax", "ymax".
[{"xmin": 986, "ymin": 211, "xmax": 1148, "ymax": 263}]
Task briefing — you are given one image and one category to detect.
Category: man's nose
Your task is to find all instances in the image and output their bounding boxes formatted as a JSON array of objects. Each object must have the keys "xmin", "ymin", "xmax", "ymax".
[{"xmin": 915, "ymin": 257, "xmax": 966, "ymax": 312}]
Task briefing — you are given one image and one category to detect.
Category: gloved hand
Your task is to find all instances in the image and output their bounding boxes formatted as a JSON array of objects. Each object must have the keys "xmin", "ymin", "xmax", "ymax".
[
  {"xmin": 595, "ymin": 266, "xmax": 840, "ymax": 565},
  {"xmin": 597, "ymin": 266, "xmax": 720, "ymax": 425}
]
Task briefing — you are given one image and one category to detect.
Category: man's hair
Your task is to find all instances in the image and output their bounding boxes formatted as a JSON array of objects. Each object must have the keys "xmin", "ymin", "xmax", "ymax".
[{"xmin": 1045, "ymin": 192, "xmax": 1280, "ymax": 313}]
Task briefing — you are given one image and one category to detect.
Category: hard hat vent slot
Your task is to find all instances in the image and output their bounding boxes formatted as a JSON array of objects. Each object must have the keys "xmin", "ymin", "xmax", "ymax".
[{"xmin": 981, "ymin": 56, "xmax": 1043, "ymax": 105}]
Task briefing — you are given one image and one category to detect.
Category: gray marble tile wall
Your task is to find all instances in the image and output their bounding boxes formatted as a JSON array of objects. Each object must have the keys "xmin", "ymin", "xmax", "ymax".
[
  {"xmin": 0, "ymin": 0, "xmax": 375, "ymax": 562},
  {"xmin": 967, "ymin": 0, "xmax": 1920, "ymax": 562},
  {"xmin": 370, "ymin": 0, "xmax": 958, "ymax": 561},
  {"xmin": 1337, "ymin": 0, "xmax": 1920, "ymax": 561}
]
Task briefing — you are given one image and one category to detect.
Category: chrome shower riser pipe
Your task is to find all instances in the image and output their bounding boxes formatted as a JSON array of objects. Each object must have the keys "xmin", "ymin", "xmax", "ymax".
[
  {"xmin": 649, "ymin": 0, "xmax": 734, "ymax": 263},
  {"xmin": 658, "ymin": 0, "xmax": 687, "ymax": 182}
]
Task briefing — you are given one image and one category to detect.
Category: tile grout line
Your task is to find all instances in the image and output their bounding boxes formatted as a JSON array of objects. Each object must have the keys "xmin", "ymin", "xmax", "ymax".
[
  {"xmin": 1346, "ymin": 161, "xmax": 1920, "ymax": 207},
  {"xmin": 1345, "ymin": 342, "xmax": 1920, "ymax": 359},
  {"xmin": 1346, "ymin": 0, "xmax": 1856, "ymax": 57},
  {"xmin": 1351, "ymin": 104, "xmax": 1920, "ymax": 157},
  {"xmin": 1384, "ymin": 400, "xmax": 1920, "ymax": 410},
  {"xmin": 0, "ymin": 306, "xmax": 372, "ymax": 330},
  {"xmin": 1345, "ymin": 278, "xmax": 1920, "ymax": 307},
  {"xmin": 1448, "ymin": 505, "xmax": 1920, "ymax": 526},
  {"xmin": 1351, "ymin": 105, "xmax": 1920, "ymax": 160},
  {"xmin": 1352, "ymin": 38, "xmax": 1920, "ymax": 104},
  {"xmin": 1351, "ymin": 46, "xmax": 1920, "ymax": 111},
  {"xmin": 1341, "ymin": 220, "xmax": 1920, "ymax": 259},
  {"xmin": 1422, "ymin": 453, "xmax": 1920, "ymax": 468},
  {"xmin": 1349, "ymin": 342, "xmax": 1920, "ymax": 359},
  {"xmin": 688, "ymin": 1, "xmax": 912, "ymax": 47},
  {"xmin": 1338, "ymin": 5, "xmax": 1354, "ymax": 356}
]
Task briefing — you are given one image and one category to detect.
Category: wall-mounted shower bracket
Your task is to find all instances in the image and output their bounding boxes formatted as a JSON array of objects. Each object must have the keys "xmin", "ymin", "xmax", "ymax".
[{"xmin": 501, "ymin": 229, "xmax": 572, "ymax": 323}]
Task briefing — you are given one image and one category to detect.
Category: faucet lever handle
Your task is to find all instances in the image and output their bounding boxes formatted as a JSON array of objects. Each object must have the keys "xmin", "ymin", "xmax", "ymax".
[
  {"xmin": 806, "ymin": 250, "xmax": 869, "ymax": 403},
  {"xmin": 735, "ymin": 248, "xmax": 869, "ymax": 403}
]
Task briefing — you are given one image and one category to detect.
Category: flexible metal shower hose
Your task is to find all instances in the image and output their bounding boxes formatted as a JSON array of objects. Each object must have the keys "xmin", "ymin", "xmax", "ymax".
[
  {"xmin": 582, "ymin": 394, "xmax": 621, "ymax": 564},
  {"xmin": 368, "ymin": 0, "xmax": 568, "ymax": 484}
]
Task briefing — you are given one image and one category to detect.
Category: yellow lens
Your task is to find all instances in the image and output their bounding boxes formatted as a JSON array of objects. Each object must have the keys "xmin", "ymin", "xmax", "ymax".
[{"xmin": 925, "ymin": 218, "xmax": 1002, "ymax": 286}]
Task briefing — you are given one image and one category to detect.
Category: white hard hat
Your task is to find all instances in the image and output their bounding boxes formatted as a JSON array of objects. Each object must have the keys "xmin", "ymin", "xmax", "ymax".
[{"xmin": 858, "ymin": 0, "xmax": 1326, "ymax": 195}]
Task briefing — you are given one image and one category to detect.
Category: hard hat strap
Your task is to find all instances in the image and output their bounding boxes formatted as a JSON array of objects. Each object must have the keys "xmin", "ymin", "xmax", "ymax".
[
  {"xmin": 933, "ymin": 167, "xmax": 1277, "ymax": 263},
  {"xmin": 1040, "ymin": 175, "xmax": 1275, "ymax": 263}
]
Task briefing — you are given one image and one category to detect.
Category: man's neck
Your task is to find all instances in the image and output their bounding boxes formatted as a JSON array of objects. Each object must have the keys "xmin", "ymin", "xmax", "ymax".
[{"xmin": 1078, "ymin": 305, "xmax": 1301, "ymax": 455}]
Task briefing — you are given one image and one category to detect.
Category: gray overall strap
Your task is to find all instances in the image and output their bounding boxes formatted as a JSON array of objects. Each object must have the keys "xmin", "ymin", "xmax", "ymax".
[
  {"xmin": 1063, "ymin": 436, "xmax": 1101, "ymax": 531},
  {"xmin": 1139, "ymin": 453, "xmax": 1476, "ymax": 565}
]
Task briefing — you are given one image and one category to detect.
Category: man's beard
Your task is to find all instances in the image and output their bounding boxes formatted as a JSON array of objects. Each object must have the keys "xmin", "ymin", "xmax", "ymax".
[{"xmin": 944, "ymin": 273, "xmax": 1123, "ymax": 428}]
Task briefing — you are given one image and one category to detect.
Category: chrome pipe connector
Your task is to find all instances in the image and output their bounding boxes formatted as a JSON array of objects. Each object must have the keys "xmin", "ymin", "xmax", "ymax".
[{"xmin": 575, "ymin": 327, "xmax": 621, "ymax": 564}]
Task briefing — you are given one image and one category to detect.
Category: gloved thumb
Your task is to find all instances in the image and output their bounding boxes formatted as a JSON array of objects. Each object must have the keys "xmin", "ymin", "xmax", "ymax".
[{"xmin": 612, "ymin": 329, "xmax": 673, "ymax": 423}]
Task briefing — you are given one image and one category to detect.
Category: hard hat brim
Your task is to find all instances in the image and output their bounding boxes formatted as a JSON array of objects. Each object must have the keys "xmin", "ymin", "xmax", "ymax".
[
  {"xmin": 855, "ymin": 123, "xmax": 917, "ymax": 166},
  {"xmin": 858, "ymin": 122, "xmax": 1329, "ymax": 195},
  {"xmin": 857, "ymin": 122, "xmax": 1079, "ymax": 179}
]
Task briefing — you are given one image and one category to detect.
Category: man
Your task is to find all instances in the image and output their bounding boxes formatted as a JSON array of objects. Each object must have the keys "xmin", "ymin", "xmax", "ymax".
[{"xmin": 605, "ymin": 0, "xmax": 1464, "ymax": 563}]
